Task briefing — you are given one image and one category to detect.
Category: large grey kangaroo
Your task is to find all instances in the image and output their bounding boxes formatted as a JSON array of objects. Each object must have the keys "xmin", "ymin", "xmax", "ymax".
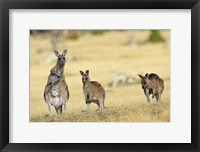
[{"xmin": 44, "ymin": 50, "xmax": 70, "ymax": 116}]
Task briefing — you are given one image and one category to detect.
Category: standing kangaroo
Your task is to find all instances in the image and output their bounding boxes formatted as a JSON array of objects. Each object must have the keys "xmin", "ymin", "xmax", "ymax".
[
  {"xmin": 79, "ymin": 70, "xmax": 106, "ymax": 111},
  {"xmin": 44, "ymin": 50, "xmax": 70, "ymax": 116},
  {"xmin": 138, "ymin": 73, "xmax": 164, "ymax": 102}
]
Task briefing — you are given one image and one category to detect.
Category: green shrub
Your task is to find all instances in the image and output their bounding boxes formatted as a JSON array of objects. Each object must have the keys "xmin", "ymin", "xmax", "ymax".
[
  {"xmin": 91, "ymin": 30, "xmax": 104, "ymax": 36},
  {"xmin": 148, "ymin": 30, "xmax": 165, "ymax": 43}
]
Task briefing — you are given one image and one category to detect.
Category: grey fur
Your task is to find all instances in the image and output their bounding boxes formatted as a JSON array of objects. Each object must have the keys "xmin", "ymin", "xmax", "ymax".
[
  {"xmin": 138, "ymin": 73, "xmax": 164, "ymax": 102},
  {"xmin": 44, "ymin": 50, "xmax": 70, "ymax": 116},
  {"xmin": 79, "ymin": 70, "xmax": 106, "ymax": 110}
]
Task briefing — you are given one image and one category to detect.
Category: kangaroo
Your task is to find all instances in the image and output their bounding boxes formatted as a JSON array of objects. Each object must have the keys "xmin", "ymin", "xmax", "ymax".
[
  {"xmin": 79, "ymin": 70, "xmax": 106, "ymax": 111},
  {"xmin": 44, "ymin": 50, "xmax": 70, "ymax": 116},
  {"xmin": 138, "ymin": 73, "xmax": 164, "ymax": 102}
]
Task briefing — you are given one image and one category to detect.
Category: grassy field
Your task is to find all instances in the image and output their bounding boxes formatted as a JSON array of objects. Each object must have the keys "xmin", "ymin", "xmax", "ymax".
[{"xmin": 30, "ymin": 30, "xmax": 170, "ymax": 122}]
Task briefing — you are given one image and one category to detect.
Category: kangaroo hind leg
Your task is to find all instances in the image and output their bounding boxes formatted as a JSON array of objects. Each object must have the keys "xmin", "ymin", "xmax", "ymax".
[{"xmin": 98, "ymin": 98, "xmax": 104, "ymax": 109}]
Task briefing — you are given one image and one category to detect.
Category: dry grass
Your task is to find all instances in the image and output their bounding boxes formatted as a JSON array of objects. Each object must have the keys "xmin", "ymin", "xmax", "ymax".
[{"xmin": 30, "ymin": 30, "xmax": 170, "ymax": 122}]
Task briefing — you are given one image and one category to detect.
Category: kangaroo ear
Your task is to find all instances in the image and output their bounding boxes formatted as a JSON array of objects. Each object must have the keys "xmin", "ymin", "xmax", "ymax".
[
  {"xmin": 62, "ymin": 49, "xmax": 67, "ymax": 57},
  {"xmin": 54, "ymin": 50, "xmax": 60, "ymax": 57},
  {"xmin": 85, "ymin": 70, "xmax": 89, "ymax": 75},
  {"xmin": 137, "ymin": 74, "xmax": 144, "ymax": 79},
  {"xmin": 145, "ymin": 73, "xmax": 149, "ymax": 78},
  {"xmin": 79, "ymin": 71, "xmax": 84, "ymax": 76}
]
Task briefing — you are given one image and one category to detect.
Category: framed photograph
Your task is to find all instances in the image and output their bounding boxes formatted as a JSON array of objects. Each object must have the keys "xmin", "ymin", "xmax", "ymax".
[{"xmin": 0, "ymin": 0, "xmax": 200, "ymax": 151}]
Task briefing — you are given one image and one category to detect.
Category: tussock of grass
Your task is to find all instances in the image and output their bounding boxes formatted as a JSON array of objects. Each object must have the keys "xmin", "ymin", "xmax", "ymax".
[{"xmin": 31, "ymin": 100, "xmax": 170, "ymax": 122}]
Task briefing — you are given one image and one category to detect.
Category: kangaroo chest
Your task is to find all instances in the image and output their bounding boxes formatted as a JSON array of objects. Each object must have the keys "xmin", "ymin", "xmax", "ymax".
[
  {"xmin": 83, "ymin": 86, "xmax": 98, "ymax": 101},
  {"xmin": 50, "ymin": 80, "xmax": 66, "ymax": 96},
  {"xmin": 83, "ymin": 85, "xmax": 93, "ymax": 94},
  {"xmin": 51, "ymin": 86, "xmax": 60, "ymax": 97}
]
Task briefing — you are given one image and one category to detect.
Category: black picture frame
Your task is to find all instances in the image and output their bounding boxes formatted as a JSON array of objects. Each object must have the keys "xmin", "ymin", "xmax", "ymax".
[{"xmin": 0, "ymin": 0, "xmax": 200, "ymax": 151}]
